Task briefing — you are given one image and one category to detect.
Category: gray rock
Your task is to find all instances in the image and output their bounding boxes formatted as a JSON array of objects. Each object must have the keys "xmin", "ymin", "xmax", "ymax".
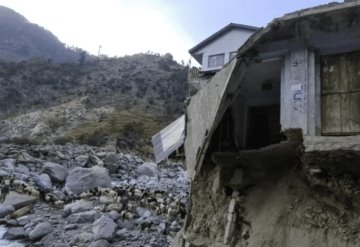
[
  {"xmin": 56, "ymin": 150, "xmax": 66, "ymax": 159},
  {"xmin": 3, "ymin": 227, "xmax": 27, "ymax": 240},
  {"xmin": 107, "ymin": 210, "xmax": 119, "ymax": 221},
  {"xmin": 136, "ymin": 207, "xmax": 152, "ymax": 218},
  {"xmin": 14, "ymin": 164, "xmax": 30, "ymax": 175},
  {"xmin": 123, "ymin": 154, "xmax": 133, "ymax": 163},
  {"xmin": 63, "ymin": 200, "xmax": 93, "ymax": 217},
  {"xmin": 6, "ymin": 219, "xmax": 17, "ymax": 226},
  {"xmin": 0, "ymin": 170, "xmax": 10, "ymax": 177},
  {"xmin": 40, "ymin": 232, "xmax": 55, "ymax": 246},
  {"xmin": 92, "ymin": 216, "xmax": 117, "ymax": 240},
  {"xmin": 89, "ymin": 239, "xmax": 110, "ymax": 247},
  {"xmin": 75, "ymin": 155, "xmax": 89, "ymax": 167},
  {"xmin": 89, "ymin": 154, "xmax": 104, "ymax": 166},
  {"xmin": 116, "ymin": 228, "xmax": 129, "ymax": 240},
  {"xmin": 0, "ymin": 158, "xmax": 15, "ymax": 174},
  {"xmin": 95, "ymin": 152, "xmax": 108, "ymax": 159},
  {"xmin": 29, "ymin": 222, "xmax": 53, "ymax": 240},
  {"xmin": 78, "ymin": 232, "xmax": 94, "ymax": 243},
  {"xmin": 42, "ymin": 162, "xmax": 68, "ymax": 183},
  {"xmin": 64, "ymin": 224, "xmax": 78, "ymax": 231},
  {"xmin": 99, "ymin": 196, "xmax": 113, "ymax": 204},
  {"xmin": 65, "ymin": 166, "xmax": 111, "ymax": 194},
  {"xmin": 51, "ymin": 190, "xmax": 66, "ymax": 201},
  {"xmin": 67, "ymin": 210, "xmax": 98, "ymax": 224},
  {"xmin": 103, "ymin": 154, "xmax": 121, "ymax": 173},
  {"xmin": 17, "ymin": 215, "xmax": 30, "ymax": 226},
  {"xmin": 0, "ymin": 205, "xmax": 15, "ymax": 218},
  {"xmin": 13, "ymin": 173, "xmax": 29, "ymax": 181},
  {"xmin": 34, "ymin": 174, "xmax": 52, "ymax": 191},
  {"xmin": 69, "ymin": 234, "xmax": 79, "ymax": 246},
  {"xmin": 3, "ymin": 191, "xmax": 37, "ymax": 210},
  {"xmin": 135, "ymin": 162, "xmax": 158, "ymax": 178},
  {"xmin": 134, "ymin": 156, "xmax": 144, "ymax": 164}
]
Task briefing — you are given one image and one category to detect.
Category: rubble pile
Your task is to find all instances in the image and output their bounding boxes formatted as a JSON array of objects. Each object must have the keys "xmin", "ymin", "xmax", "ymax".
[{"xmin": 0, "ymin": 144, "xmax": 189, "ymax": 247}]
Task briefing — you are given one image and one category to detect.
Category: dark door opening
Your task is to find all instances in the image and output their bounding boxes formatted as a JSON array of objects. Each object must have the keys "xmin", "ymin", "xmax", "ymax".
[{"xmin": 246, "ymin": 105, "xmax": 282, "ymax": 149}]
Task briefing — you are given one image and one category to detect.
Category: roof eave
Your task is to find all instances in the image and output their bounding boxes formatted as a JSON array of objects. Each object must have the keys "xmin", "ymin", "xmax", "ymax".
[{"xmin": 189, "ymin": 23, "xmax": 260, "ymax": 55}]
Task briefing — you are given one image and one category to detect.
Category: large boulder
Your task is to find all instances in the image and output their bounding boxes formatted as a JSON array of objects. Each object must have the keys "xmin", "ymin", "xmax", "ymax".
[
  {"xmin": 3, "ymin": 227, "xmax": 27, "ymax": 240},
  {"xmin": 42, "ymin": 162, "xmax": 68, "ymax": 183},
  {"xmin": 135, "ymin": 162, "xmax": 158, "ymax": 178},
  {"xmin": 29, "ymin": 222, "xmax": 53, "ymax": 241},
  {"xmin": 67, "ymin": 210, "xmax": 98, "ymax": 224},
  {"xmin": 65, "ymin": 166, "xmax": 111, "ymax": 194},
  {"xmin": 3, "ymin": 192, "xmax": 36, "ymax": 210},
  {"xmin": 0, "ymin": 158, "xmax": 15, "ymax": 176},
  {"xmin": 63, "ymin": 200, "xmax": 93, "ymax": 217},
  {"xmin": 14, "ymin": 164, "xmax": 30, "ymax": 175},
  {"xmin": 103, "ymin": 154, "xmax": 121, "ymax": 174},
  {"xmin": 33, "ymin": 174, "xmax": 52, "ymax": 192},
  {"xmin": 92, "ymin": 216, "xmax": 117, "ymax": 241},
  {"xmin": 0, "ymin": 205, "xmax": 15, "ymax": 218}
]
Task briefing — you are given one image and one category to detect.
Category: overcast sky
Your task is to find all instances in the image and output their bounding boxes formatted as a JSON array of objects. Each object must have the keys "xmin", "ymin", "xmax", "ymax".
[{"xmin": 0, "ymin": 0, "xmax": 339, "ymax": 62}]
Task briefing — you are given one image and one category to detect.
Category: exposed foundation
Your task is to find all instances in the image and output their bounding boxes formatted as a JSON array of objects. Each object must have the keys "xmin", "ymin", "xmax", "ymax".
[{"xmin": 174, "ymin": 131, "xmax": 360, "ymax": 247}]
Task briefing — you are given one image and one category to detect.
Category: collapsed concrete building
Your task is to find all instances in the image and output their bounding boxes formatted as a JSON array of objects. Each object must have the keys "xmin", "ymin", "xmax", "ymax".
[{"xmin": 175, "ymin": 1, "xmax": 360, "ymax": 247}]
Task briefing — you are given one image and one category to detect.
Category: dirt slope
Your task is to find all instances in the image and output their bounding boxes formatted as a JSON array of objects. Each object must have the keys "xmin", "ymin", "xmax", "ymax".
[{"xmin": 180, "ymin": 138, "xmax": 360, "ymax": 247}]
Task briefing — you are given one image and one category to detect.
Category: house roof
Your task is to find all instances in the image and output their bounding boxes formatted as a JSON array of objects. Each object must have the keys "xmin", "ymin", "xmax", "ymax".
[
  {"xmin": 235, "ymin": 1, "xmax": 360, "ymax": 59},
  {"xmin": 188, "ymin": 23, "xmax": 260, "ymax": 55}
]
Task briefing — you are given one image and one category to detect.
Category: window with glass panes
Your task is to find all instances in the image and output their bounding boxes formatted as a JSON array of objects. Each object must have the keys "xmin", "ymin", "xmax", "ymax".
[{"xmin": 208, "ymin": 53, "xmax": 225, "ymax": 68}]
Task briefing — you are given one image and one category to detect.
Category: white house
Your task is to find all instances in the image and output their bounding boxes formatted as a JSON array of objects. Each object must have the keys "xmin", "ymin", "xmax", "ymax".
[
  {"xmin": 189, "ymin": 23, "xmax": 259, "ymax": 72},
  {"xmin": 153, "ymin": 24, "xmax": 260, "ymax": 161}
]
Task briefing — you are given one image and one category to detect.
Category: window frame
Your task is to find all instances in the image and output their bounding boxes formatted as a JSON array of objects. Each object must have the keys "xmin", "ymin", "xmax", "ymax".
[{"xmin": 208, "ymin": 53, "xmax": 225, "ymax": 68}]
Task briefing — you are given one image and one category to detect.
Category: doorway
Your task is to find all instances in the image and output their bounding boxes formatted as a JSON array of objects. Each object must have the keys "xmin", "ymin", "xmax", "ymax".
[{"xmin": 246, "ymin": 105, "xmax": 282, "ymax": 149}]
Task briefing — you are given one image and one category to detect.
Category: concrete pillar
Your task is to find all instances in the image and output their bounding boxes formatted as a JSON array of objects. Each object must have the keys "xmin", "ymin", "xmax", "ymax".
[
  {"xmin": 280, "ymin": 48, "xmax": 316, "ymax": 135},
  {"xmin": 307, "ymin": 50, "xmax": 316, "ymax": 136}
]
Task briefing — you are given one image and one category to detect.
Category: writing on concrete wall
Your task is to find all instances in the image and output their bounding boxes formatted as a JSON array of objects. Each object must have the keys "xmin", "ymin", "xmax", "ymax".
[{"xmin": 291, "ymin": 58, "xmax": 307, "ymax": 113}]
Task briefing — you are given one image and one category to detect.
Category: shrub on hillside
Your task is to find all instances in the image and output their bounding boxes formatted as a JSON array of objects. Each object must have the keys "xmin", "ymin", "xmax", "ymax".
[
  {"xmin": 121, "ymin": 121, "xmax": 144, "ymax": 147},
  {"xmin": 77, "ymin": 129, "xmax": 107, "ymax": 147}
]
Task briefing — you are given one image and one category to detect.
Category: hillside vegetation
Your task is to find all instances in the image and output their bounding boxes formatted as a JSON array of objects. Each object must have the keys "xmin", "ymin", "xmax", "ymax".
[{"xmin": 0, "ymin": 53, "xmax": 188, "ymax": 154}]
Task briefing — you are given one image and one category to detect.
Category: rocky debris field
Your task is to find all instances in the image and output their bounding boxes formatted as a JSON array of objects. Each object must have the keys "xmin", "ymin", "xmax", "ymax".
[{"xmin": 0, "ymin": 144, "xmax": 189, "ymax": 247}]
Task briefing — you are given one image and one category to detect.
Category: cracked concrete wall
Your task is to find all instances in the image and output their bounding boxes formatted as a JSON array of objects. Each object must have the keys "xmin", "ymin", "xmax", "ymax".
[{"xmin": 185, "ymin": 59, "xmax": 237, "ymax": 179}]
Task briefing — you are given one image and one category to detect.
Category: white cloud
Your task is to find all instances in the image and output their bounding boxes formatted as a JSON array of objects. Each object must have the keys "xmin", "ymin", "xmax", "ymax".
[{"xmin": 0, "ymin": 0, "xmax": 193, "ymax": 62}]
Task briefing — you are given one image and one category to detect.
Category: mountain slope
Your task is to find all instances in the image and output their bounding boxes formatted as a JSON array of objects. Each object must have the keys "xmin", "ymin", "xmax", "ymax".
[
  {"xmin": 0, "ymin": 6, "xmax": 80, "ymax": 62},
  {"xmin": 0, "ymin": 53, "xmax": 188, "ymax": 154}
]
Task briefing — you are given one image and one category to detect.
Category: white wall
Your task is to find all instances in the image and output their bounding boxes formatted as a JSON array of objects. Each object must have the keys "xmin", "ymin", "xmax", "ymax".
[{"xmin": 196, "ymin": 29, "xmax": 255, "ymax": 71}]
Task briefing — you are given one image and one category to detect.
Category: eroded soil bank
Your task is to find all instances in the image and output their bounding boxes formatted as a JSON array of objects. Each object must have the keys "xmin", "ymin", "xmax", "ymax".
[{"xmin": 175, "ymin": 135, "xmax": 360, "ymax": 247}]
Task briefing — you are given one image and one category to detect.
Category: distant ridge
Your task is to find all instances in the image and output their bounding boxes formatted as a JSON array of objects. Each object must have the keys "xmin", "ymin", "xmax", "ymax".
[{"xmin": 0, "ymin": 6, "xmax": 82, "ymax": 62}]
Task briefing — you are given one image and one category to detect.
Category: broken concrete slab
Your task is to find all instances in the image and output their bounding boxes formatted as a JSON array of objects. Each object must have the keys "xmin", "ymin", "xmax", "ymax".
[{"xmin": 304, "ymin": 135, "xmax": 360, "ymax": 152}]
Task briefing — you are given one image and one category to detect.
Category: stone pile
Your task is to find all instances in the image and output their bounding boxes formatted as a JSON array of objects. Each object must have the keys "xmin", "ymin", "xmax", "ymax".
[{"xmin": 0, "ymin": 144, "xmax": 189, "ymax": 247}]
